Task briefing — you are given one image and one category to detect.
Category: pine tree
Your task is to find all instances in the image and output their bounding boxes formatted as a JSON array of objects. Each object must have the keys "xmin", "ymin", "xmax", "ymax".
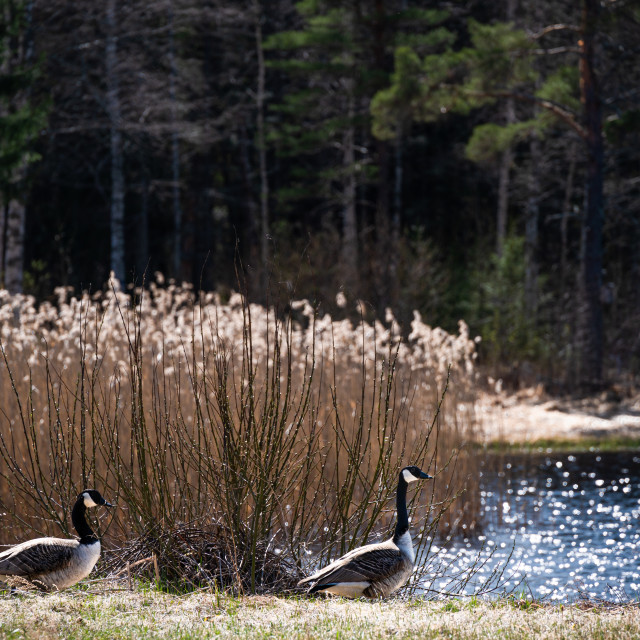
[{"xmin": 372, "ymin": 1, "xmax": 640, "ymax": 388}]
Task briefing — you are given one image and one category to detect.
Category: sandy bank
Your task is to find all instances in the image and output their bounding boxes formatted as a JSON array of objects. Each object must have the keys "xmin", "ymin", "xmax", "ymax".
[{"xmin": 477, "ymin": 388, "xmax": 640, "ymax": 443}]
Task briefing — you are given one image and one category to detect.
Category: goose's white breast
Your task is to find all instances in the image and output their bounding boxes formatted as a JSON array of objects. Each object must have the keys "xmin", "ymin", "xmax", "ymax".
[
  {"xmin": 395, "ymin": 531, "xmax": 415, "ymax": 563},
  {"xmin": 38, "ymin": 540, "xmax": 101, "ymax": 590}
]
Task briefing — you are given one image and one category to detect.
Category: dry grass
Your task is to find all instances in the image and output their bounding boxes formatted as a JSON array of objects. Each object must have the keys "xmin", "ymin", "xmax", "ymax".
[
  {"xmin": 0, "ymin": 584, "xmax": 639, "ymax": 639},
  {"xmin": 0, "ymin": 275, "xmax": 482, "ymax": 593}
]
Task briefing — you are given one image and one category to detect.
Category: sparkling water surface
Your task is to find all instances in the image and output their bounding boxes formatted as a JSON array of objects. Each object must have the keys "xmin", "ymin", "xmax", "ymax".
[{"xmin": 423, "ymin": 451, "xmax": 640, "ymax": 602}]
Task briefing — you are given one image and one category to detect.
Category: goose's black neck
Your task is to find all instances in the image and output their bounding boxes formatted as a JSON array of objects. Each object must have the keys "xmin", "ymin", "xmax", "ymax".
[
  {"xmin": 393, "ymin": 474, "xmax": 409, "ymax": 543},
  {"xmin": 71, "ymin": 497, "xmax": 98, "ymax": 545}
]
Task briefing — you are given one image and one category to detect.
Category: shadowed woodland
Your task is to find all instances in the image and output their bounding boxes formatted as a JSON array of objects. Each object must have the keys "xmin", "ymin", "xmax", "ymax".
[{"xmin": 0, "ymin": 0, "xmax": 638, "ymax": 389}]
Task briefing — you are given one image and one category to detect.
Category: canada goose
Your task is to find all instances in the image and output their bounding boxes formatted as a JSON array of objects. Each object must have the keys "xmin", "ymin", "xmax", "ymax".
[
  {"xmin": 298, "ymin": 465, "xmax": 432, "ymax": 598},
  {"xmin": 0, "ymin": 489, "xmax": 113, "ymax": 590}
]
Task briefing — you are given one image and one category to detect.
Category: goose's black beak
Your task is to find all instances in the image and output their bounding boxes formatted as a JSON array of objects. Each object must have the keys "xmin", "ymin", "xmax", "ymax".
[
  {"xmin": 419, "ymin": 471, "xmax": 432, "ymax": 480},
  {"xmin": 103, "ymin": 500, "xmax": 114, "ymax": 508}
]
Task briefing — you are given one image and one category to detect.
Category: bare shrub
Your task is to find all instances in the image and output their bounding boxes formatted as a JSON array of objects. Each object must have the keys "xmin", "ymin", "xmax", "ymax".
[{"xmin": 0, "ymin": 275, "xmax": 481, "ymax": 593}]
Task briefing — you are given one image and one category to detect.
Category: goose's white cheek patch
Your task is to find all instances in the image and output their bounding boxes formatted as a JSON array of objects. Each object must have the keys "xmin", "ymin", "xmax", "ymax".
[
  {"xmin": 82, "ymin": 493, "xmax": 99, "ymax": 508},
  {"xmin": 402, "ymin": 469, "xmax": 418, "ymax": 483}
]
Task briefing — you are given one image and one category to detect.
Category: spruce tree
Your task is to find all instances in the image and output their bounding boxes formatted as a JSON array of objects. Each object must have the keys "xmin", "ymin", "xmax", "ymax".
[{"xmin": 265, "ymin": 0, "xmax": 454, "ymax": 297}]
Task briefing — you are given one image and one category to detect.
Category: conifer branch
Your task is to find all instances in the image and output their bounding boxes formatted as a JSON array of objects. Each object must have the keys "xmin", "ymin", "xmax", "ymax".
[
  {"xmin": 468, "ymin": 89, "xmax": 587, "ymax": 138},
  {"xmin": 530, "ymin": 24, "xmax": 580, "ymax": 39}
]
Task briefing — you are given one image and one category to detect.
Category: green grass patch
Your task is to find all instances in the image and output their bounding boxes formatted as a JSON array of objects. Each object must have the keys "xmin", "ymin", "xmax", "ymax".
[
  {"xmin": 479, "ymin": 436, "xmax": 640, "ymax": 454},
  {"xmin": 1, "ymin": 584, "xmax": 639, "ymax": 640}
]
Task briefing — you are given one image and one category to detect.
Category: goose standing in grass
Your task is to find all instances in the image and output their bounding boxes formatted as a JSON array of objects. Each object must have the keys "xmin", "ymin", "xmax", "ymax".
[
  {"xmin": 0, "ymin": 489, "xmax": 113, "ymax": 590},
  {"xmin": 298, "ymin": 465, "xmax": 432, "ymax": 598}
]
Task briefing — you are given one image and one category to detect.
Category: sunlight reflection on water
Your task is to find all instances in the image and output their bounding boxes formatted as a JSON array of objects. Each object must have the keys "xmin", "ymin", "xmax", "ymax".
[{"xmin": 423, "ymin": 451, "xmax": 640, "ymax": 602}]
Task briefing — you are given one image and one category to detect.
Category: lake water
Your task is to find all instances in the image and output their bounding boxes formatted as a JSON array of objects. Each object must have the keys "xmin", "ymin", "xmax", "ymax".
[{"xmin": 422, "ymin": 451, "xmax": 640, "ymax": 602}]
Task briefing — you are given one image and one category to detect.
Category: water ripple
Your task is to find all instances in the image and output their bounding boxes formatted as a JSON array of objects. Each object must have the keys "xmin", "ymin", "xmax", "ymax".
[{"xmin": 424, "ymin": 451, "xmax": 640, "ymax": 602}]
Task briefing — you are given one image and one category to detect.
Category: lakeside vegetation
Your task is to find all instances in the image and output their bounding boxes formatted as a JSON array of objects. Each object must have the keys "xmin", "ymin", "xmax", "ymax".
[
  {"xmin": 0, "ymin": 280, "xmax": 637, "ymax": 606},
  {"xmin": 1, "ymin": 585, "xmax": 639, "ymax": 640},
  {"xmin": 0, "ymin": 279, "xmax": 485, "ymax": 594}
]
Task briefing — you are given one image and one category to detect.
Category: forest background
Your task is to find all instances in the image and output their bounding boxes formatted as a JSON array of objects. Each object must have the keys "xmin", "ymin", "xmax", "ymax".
[{"xmin": 0, "ymin": 0, "xmax": 638, "ymax": 392}]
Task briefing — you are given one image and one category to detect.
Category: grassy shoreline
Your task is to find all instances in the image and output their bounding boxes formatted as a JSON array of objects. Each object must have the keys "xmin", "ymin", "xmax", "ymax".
[
  {"xmin": 1, "ymin": 584, "xmax": 639, "ymax": 640},
  {"xmin": 481, "ymin": 435, "xmax": 640, "ymax": 454}
]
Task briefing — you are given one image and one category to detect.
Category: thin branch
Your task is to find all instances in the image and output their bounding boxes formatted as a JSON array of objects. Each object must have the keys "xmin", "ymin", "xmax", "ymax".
[
  {"xmin": 529, "ymin": 24, "xmax": 580, "ymax": 39},
  {"xmin": 531, "ymin": 46, "xmax": 582, "ymax": 56},
  {"xmin": 468, "ymin": 89, "xmax": 587, "ymax": 139}
]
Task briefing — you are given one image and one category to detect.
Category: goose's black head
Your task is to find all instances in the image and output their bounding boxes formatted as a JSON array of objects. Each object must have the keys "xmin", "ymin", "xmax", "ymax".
[
  {"xmin": 401, "ymin": 466, "xmax": 432, "ymax": 484},
  {"xmin": 78, "ymin": 489, "xmax": 113, "ymax": 509}
]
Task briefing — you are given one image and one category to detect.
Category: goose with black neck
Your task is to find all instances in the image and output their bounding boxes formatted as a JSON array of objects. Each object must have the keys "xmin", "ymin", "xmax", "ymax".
[
  {"xmin": 0, "ymin": 489, "xmax": 113, "ymax": 590},
  {"xmin": 298, "ymin": 465, "xmax": 432, "ymax": 598}
]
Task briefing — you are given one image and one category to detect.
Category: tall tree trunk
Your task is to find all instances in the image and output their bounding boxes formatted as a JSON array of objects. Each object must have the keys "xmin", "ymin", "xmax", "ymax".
[
  {"xmin": 393, "ymin": 129, "xmax": 403, "ymax": 237},
  {"xmin": 341, "ymin": 95, "xmax": 358, "ymax": 293},
  {"xmin": 239, "ymin": 120, "xmax": 259, "ymax": 292},
  {"xmin": 0, "ymin": 201, "xmax": 5, "ymax": 288},
  {"xmin": 0, "ymin": 0, "xmax": 36, "ymax": 294},
  {"xmin": 560, "ymin": 142, "xmax": 577, "ymax": 295},
  {"xmin": 4, "ymin": 200, "xmax": 25, "ymax": 293},
  {"xmin": 496, "ymin": 98, "xmax": 514, "ymax": 257},
  {"xmin": 524, "ymin": 134, "xmax": 540, "ymax": 314},
  {"xmin": 168, "ymin": 2, "xmax": 183, "ymax": 281},
  {"xmin": 375, "ymin": 138, "xmax": 392, "ymax": 309},
  {"xmin": 0, "ymin": 200, "xmax": 24, "ymax": 294},
  {"xmin": 577, "ymin": 0, "xmax": 604, "ymax": 388},
  {"xmin": 136, "ymin": 169, "xmax": 149, "ymax": 280},
  {"xmin": 383, "ymin": 128, "xmax": 402, "ymax": 311},
  {"xmin": 254, "ymin": 0, "xmax": 269, "ymax": 291},
  {"xmin": 496, "ymin": 0, "xmax": 518, "ymax": 257},
  {"xmin": 372, "ymin": 0, "xmax": 394, "ymax": 310},
  {"xmin": 106, "ymin": 0, "xmax": 125, "ymax": 284},
  {"xmin": 338, "ymin": 3, "xmax": 359, "ymax": 292},
  {"xmin": 559, "ymin": 141, "xmax": 577, "ymax": 378}
]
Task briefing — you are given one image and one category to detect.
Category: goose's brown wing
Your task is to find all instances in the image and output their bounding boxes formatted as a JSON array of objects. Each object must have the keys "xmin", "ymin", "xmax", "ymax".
[
  {"xmin": 299, "ymin": 546, "xmax": 406, "ymax": 590},
  {"xmin": 0, "ymin": 538, "xmax": 77, "ymax": 577}
]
